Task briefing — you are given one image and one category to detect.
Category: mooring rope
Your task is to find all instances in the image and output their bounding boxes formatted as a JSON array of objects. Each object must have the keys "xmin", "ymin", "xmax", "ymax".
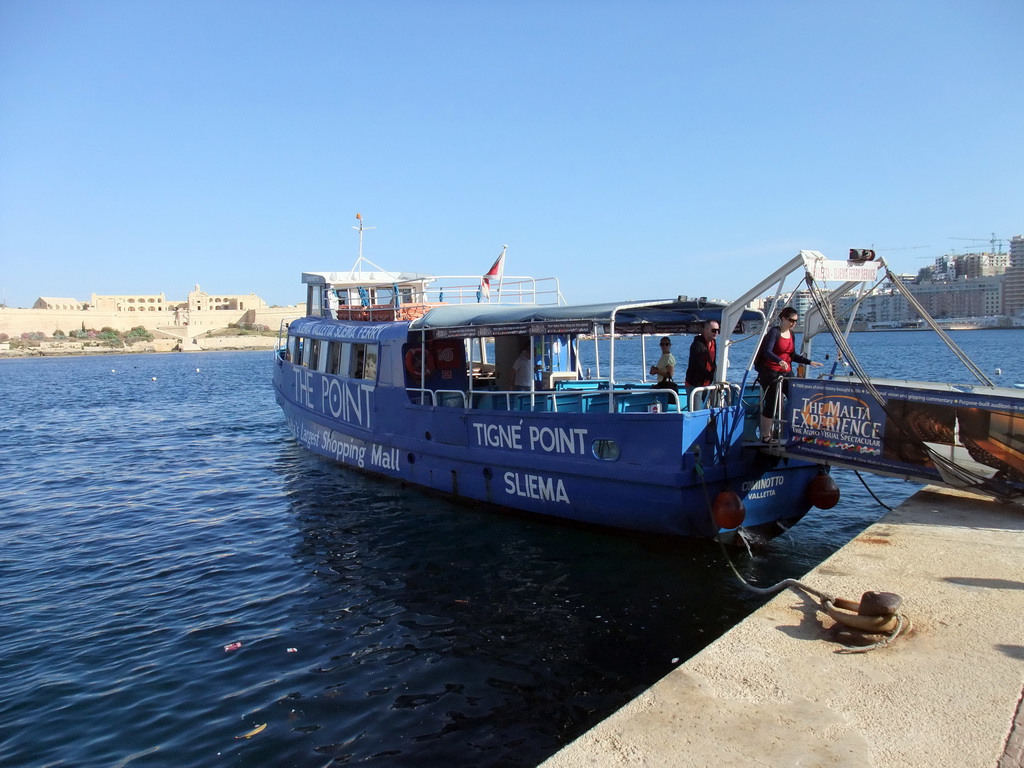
[
  {"xmin": 699, "ymin": 469, "xmax": 906, "ymax": 652},
  {"xmin": 721, "ymin": 539, "xmax": 908, "ymax": 652},
  {"xmin": 854, "ymin": 470, "xmax": 895, "ymax": 512}
]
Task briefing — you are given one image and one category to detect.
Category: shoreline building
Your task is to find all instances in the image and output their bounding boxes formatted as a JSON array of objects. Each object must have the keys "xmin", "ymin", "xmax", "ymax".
[
  {"xmin": 1005, "ymin": 235, "xmax": 1024, "ymax": 318},
  {"xmin": 1, "ymin": 285, "xmax": 301, "ymax": 339},
  {"xmin": 90, "ymin": 293, "xmax": 170, "ymax": 313},
  {"xmin": 33, "ymin": 297, "xmax": 87, "ymax": 311},
  {"xmin": 754, "ymin": 246, "xmax": 1021, "ymax": 327},
  {"xmin": 912, "ymin": 251, "xmax": 1008, "ymax": 320}
]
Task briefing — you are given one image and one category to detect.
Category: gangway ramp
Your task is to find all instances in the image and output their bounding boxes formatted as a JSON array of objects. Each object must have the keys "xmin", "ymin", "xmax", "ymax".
[{"xmin": 767, "ymin": 376, "xmax": 1024, "ymax": 499}]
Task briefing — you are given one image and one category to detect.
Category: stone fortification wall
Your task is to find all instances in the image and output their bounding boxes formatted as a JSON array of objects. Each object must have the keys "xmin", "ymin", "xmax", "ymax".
[
  {"xmin": 0, "ymin": 307, "xmax": 167, "ymax": 336},
  {"xmin": 187, "ymin": 336, "xmax": 279, "ymax": 350},
  {"xmin": 244, "ymin": 305, "xmax": 307, "ymax": 331},
  {"xmin": 0, "ymin": 304, "xmax": 305, "ymax": 338}
]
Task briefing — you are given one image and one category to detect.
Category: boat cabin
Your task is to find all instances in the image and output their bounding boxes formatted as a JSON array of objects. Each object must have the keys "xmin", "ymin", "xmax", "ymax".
[{"xmin": 284, "ymin": 261, "xmax": 762, "ymax": 416}]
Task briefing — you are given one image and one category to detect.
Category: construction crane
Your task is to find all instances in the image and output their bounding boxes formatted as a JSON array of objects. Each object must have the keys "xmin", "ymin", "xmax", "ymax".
[
  {"xmin": 867, "ymin": 245, "xmax": 933, "ymax": 260},
  {"xmin": 949, "ymin": 233, "xmax": 1005, "ymax": 254}
]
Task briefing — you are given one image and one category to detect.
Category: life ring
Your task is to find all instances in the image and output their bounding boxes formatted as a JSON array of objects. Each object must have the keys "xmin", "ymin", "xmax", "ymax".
[{"xmin": 404, "ymin": 346, "xmax": 434, "ymax": 378}]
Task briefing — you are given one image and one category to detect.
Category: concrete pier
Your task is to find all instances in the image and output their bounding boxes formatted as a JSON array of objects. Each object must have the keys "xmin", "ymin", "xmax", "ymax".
[{"xmin": 541, "ymin": 486, "xmax": 1024, "ymax": 768}]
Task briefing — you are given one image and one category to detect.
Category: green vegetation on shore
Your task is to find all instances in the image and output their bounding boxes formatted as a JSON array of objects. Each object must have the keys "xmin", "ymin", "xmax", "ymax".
[
  {"xmin": 1, "ymin": 325, "xmax": 155, "ymax": 349},
  {"xmin": 202, "ymin": 323, "xmax": 277, "ymax": 338}
]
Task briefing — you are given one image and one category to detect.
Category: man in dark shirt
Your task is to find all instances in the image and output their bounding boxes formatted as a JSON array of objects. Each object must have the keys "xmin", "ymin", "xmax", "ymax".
[{"xmin": 685, "ymin": 319, "xmax": 720, "ymax": 394}]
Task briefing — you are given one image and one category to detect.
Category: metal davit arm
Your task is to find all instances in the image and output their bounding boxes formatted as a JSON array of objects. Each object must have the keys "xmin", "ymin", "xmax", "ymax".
[
  {"xmin": 885, "ymin": 268, "xmax": 994, "ymax": 387},
  {"xmin": 717, "ymin": 251, "xmax": 814, "ymax": 382}
]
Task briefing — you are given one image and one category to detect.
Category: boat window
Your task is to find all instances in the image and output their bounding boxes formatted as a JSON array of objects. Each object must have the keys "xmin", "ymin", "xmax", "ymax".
[
  {"xmin": 339, "ymin": 343, "xmax": 353, "ymax": 375},
  {"xmin": 317, "ymin": 341, "xmax": 330, "ymax": 373},
  {"xmin": 307, "ymin": 339, "xmax": 321, "ymax": 369},
  {"xmin": 350, "ymin": 344, "xmax": 366, "ymax": 379},
  {"xmin": 592, "ymin": 439, "xmax": 620, "ymax": 461},
  {"xmin": 288, "ymin": 335, "xmax": 302, "ymax": 363},
  {"xmin": 300, "ymin": 336, "xmax": 313, "ymax": 367},
  {"xmin": 308, "ymin": 285, "xmax": 324, "ymax": 318},
  {"xmin": 326, "ymin": 342, "xmax": 342, "ymax": 374},
  {"xmin": 363, "ymin": 346, "xmax": 378, "ymax": 380},
  {"xmin": 348, "ymin": 343, "xmax": 379, "ymax": 380}
]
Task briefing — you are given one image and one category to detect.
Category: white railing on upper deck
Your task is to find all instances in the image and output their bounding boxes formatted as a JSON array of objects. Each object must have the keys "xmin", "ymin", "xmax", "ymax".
[
  {"xmin": 419, "ymin": 276, "xmax": 565, "ymax": 306},
  {"xmin": 324, "ymin": 276, "xmax": 565, "ymax": 322}
]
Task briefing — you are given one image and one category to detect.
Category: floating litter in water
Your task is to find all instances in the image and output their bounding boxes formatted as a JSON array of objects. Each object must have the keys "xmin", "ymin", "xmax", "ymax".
[
  {"xmin": 111, "ymin": 369, "xmax": 116, "ymax": 373},
  {"xmin": 286, "ymin": 647, "xmax": 298, "ymax": 653},
  {"xmin": 224, "ymin": 642, "xmax": 242, "ymax": 652},
  {"xmin": 671, "ymin": 657, "xmax": 680, "ymax": 664},
  {"xmin": 151, "ymin": 377, "xmax": 157, "ymax": 381},
  {"xmin": 237, "ymin": 723, "xmax": 266, "ymax": 739},
  {"xmin": 995, "ymin": 368, "xmax": 1002, "ymax": 375}
]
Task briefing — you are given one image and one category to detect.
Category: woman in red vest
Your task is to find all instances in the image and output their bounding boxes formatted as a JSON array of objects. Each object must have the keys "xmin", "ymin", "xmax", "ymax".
[{"xmin": 756, "ymin": 308, "xmax": 822, "ymax": 442}]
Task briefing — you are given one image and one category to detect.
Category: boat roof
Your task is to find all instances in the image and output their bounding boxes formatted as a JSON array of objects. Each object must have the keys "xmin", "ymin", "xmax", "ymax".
[
  {"xmin": 411, "ymin": 299, "xmax": 763, "ymax": 339},
  {"xmin": 302, "ymin": 269, "xmax": 435, "ymax": 289}
]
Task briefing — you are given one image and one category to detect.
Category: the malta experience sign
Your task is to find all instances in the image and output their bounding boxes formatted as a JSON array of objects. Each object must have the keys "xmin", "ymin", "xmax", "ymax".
[{"xmin": 785, "ymin": 378, "xmax": 1024, "ymax": 491}]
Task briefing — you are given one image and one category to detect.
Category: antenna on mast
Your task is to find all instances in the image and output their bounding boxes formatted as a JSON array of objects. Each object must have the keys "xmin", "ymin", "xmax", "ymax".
[{"xmin": 352, "ymin": 212, "xmax": 376, "ymax": 263}]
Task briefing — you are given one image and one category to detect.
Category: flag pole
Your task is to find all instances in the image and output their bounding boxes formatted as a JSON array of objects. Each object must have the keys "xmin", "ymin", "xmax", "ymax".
[{"xmin": 496, "ymin": 244, "xmax": 508, "ymax": 302}]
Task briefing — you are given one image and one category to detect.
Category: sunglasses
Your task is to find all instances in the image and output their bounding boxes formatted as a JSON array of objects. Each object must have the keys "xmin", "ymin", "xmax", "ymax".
[{"xmin": 709, "ymin": 328, "xmax": 720, "ymax": 333}]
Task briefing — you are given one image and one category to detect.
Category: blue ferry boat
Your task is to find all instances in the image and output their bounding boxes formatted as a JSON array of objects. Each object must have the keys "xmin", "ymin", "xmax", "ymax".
[{"xmin": 272, "ymin": 221, "xmax": 840, "ymax": 540}]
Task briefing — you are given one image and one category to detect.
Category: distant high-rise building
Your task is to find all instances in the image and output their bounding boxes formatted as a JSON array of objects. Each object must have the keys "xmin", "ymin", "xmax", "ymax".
[
  {"xmin": 1005, "ymin": 236, "xmax": 1024, "ymax": 317},
  {"xmin": 910, "ymin": 275, "xmax": 1004, "ymax": 318},
  {"xmin": 921, "ymin": 252, "xmax": 1008, "ymax": 281}
]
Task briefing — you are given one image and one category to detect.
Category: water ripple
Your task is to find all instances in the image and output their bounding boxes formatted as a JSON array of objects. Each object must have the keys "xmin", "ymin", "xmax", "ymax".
[{"xmin": 0, "ymin": 338, "xmax": 973, "ymax": 766}]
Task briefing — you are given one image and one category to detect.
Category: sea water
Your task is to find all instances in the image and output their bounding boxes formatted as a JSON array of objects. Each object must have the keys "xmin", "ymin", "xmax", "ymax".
[{"xmin": 0, "ymin": 331, "xmax": 1019, "ymax": 767}]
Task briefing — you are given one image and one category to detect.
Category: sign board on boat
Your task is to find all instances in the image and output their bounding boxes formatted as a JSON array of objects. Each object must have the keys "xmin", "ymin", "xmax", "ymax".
[
  {"xmin": 806, "ymin": 260, "xmax": 881, "ymax": 282},
  {"xmin": 784, "ymin": 379, "xmax": 1024, "ymax": 492}
]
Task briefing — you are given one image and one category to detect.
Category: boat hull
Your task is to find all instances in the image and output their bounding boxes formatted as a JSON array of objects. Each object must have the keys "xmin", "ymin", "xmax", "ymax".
[{"xmin": 273, "ymin": 357, "xmax": 822, "ymax": 538}]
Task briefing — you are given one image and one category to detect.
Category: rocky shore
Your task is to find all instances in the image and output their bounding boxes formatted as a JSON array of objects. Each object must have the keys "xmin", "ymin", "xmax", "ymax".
[{"xmin": 0, "ymin": 335, "xmax": 279, "ymax": 358}]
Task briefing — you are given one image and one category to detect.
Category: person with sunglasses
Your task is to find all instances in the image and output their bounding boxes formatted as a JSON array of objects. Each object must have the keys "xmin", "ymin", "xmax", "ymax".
[
  {"xmin": 650, "ymin": 336, "xmax": 678, "ymax": 392},
  {"xmin": 684, "ymin": 319, "xmax": 720, "ymax": 396},
  {"xmin": 756, "ymin": 307, "xmax": 822, "ymax": 442}
]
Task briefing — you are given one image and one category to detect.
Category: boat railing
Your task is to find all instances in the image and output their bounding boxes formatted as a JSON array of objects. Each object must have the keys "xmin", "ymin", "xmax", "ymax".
[
  {"xmin": 323, "ymin": 276, "xmax": 565, "ymax": 322},
  {"xmin": 408, "ymin": 386, "xmax": 686, "ymax": 414},
  {"xmin": 406, "ymin": 382, "xmax": 768, "ymax": 415},
  {"xmin": 333, "ymin": 303, "xmax": 443, "ymax": 322},
  {"xmin": 276, "ymin": 316, "xmax": 303, "ymax": 359},
  {"xmin": 688, "ymin": 382, "xmax": 739, "ymax": 412},
  {"xmin": 418, "ymin": 276, "xmax": 565, "ymax": 306}
]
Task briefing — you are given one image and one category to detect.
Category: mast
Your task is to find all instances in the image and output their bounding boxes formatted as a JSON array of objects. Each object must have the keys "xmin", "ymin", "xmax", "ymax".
[
  {"xmin": 353, "ymin": 213, "xmax": 376, "ymax": 260},
  {"xmin": 349, "ymin": 213, "xmax": 378, "ymax": 277}
]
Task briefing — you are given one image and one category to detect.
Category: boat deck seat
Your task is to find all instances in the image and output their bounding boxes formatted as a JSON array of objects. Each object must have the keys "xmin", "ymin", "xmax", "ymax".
[
  {"xmin": 615, "ymin": 393, "xmax": 683, "ymax": 413},
  {"xmin": 556, "ymin": 380, "xmax": 610, "ymax": 391},
  {"xmin": 466, "ymin": 389, "xmax": 681, "ymax": 414}
]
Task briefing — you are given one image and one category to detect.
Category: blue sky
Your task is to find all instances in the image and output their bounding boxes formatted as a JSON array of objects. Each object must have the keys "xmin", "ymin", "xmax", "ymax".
[{"xmin": 1, "ymin": 1, "xmax": 1021, "ymax": 308}]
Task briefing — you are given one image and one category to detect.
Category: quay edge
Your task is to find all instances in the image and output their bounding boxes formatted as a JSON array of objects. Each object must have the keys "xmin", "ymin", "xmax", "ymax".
[{"xmin": 540, "ymin": 485, "xmax": 1024, "ymax": 768}]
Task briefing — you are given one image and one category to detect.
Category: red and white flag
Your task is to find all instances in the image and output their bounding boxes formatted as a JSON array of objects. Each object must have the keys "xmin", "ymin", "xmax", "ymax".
[{"xmin": 480, "ymin": 248, "xmax": 506, "ymax": 298}]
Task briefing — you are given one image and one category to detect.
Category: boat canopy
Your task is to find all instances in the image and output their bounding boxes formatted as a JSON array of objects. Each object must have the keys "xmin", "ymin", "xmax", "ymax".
[
  {"xmin": 410, "ymin": 299, "xmax": 763, "ymax": 339},
  {"xmin": 302, "ymin": 270, "xmax": 435, "ymax": 290}
]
